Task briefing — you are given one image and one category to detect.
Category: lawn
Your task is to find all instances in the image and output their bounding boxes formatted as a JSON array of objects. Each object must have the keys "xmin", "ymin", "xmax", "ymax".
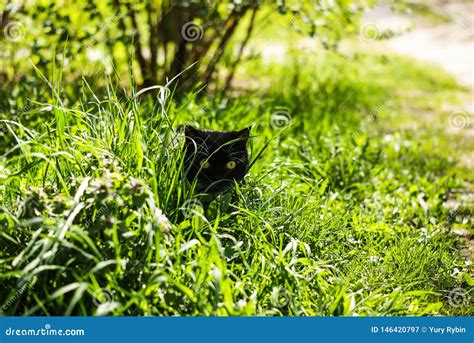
[{"xmin": 1, "ymin": 45, "xmax": 472, "ymax": 316}]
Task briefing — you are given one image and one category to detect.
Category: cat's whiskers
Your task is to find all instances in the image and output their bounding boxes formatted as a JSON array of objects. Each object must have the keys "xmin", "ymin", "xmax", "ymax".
[
  {"xmin": 184, "ymin": 126, "xmax": 250, "ymax": 194},
  {"xmin": 228, "ymin": 151, "xmax": 243, "ymax": 158},
  {"xmin": 227, "ymin": 152, "xmax": 246, "ymax": 164}
]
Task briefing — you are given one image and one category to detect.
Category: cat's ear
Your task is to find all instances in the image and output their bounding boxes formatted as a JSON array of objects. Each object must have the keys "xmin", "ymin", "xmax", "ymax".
[
  {"xmin": 184, "ymin": 125, "xmax": 201, "ymax": 138},
  {"xmin": 235, "ymin": 127, "xmax": 251, "ymax": 140}
]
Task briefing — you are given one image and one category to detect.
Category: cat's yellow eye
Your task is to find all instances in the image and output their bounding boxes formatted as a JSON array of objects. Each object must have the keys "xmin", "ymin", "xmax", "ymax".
[
  {"xmin": 226, "ymin": 161, "xmax": 237, "ymax": 170},
  {"xmin": 200, "ymin": 160, "xmax": 211, "ymax": 169}
]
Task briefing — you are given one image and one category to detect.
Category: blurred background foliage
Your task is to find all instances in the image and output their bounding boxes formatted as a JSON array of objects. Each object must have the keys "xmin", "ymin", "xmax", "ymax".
[{"xmin": 0, "ymin": 0, "xmax": 376, "ymax": 94}]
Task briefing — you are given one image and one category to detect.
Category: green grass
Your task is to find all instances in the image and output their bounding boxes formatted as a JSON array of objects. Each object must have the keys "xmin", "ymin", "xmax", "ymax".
[
  {"xmin": 402, "ymin": 2, "xmax": 452, "ymax": 25},
  {"xmin": 0, "ymin": 51, "xmax": 472, "ymax": 316}
]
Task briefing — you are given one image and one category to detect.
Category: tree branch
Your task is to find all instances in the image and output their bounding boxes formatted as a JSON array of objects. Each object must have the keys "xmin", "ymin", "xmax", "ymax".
[
  {"xmin": 202, "ymin": 7, "xmax": 248, "ymax": 86},
  {"xmin": 222, "ymin": 6, "xmax": 258, "ymax": 95},
  {"xmin": 118, "ymin": 1, "xmax": 149, "ymax": 86},
  {"xmin": 146, "ymin": 1, "xmax": 159, "ymax": 82}
]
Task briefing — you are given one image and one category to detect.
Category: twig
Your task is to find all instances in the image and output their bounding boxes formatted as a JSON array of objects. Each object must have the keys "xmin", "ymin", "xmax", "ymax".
[
  {"xmin": 222, "ymin": 6, "xmax": 258, "ymax": 95},
  {"xmin": 203, "ymin": 7, "xmax": 249, "ymax": 86}
]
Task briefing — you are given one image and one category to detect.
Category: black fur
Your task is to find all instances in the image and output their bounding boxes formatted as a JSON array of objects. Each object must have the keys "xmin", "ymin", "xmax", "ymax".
[{"xmin": 184, "ymin": 126, "xmax": 250, "ymax": 194}]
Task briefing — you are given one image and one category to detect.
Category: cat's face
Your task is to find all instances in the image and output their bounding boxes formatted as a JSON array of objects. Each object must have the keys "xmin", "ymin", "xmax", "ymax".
[{"xmin": 184, "ymin": 126, "xmax": 250, "ymax": 193}]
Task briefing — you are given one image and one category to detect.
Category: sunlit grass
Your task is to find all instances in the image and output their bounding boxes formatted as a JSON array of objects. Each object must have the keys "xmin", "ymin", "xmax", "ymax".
[{"xmin": 0, "ymin": 51, "xmax": 472, "ymax": 316}]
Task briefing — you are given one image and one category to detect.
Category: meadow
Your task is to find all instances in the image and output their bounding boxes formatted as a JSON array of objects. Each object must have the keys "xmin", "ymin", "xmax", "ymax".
[{"xmin": 0, "ymin": 1, "xmax": 473, "ymax": 316}]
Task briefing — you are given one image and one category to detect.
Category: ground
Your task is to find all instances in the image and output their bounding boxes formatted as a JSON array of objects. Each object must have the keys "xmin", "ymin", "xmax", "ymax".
[{"xmin": 363, "ymin": 0, "xmax": 474, "ymax": 258}]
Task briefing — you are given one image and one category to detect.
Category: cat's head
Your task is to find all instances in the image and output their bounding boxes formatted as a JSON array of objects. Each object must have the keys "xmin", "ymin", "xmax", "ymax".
[{"xmin": 183, "ymin": 126, "xmax": 250, "ymax": 193}]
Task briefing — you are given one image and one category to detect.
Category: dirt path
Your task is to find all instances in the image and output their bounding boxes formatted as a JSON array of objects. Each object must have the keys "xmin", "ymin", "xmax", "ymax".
[
  {"xmin": 363, "ymin": 1, "xmax": 474, "ymax": 89},
  {"xmin": 363, "ymin": 1, "xmax": 473, "ymax": 260},
  {"xmin": 361, "ymin": 1, "xmax": 474, "ymax": 170}
]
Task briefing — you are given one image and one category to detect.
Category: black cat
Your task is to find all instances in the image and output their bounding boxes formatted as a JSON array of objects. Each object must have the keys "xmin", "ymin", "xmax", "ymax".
[{"xmin": 183, "ymin": 126, "xmax": 250, "ymax": 195}]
